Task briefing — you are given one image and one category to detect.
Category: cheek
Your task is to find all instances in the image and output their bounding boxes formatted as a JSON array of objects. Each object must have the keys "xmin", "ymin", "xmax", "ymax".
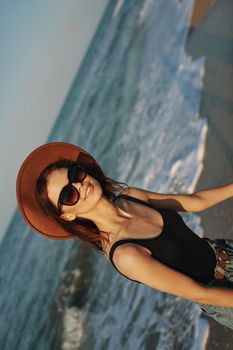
[
  {"xmin": 80, "ymin": 178, "xmax": 102, "ymax": 205},
  {"xmin": 89, "ymin": 181, "xmax": 102, "ymax": 200},
  {"xmin": 89, "ymin": 176, "xmax": 101, "ymax": 192}
]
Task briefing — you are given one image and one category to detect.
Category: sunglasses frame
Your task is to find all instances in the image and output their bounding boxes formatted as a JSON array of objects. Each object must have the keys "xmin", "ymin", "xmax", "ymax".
[{"xmin": 57, "ymin": 163, "xmax": 87, "ymax": 215}]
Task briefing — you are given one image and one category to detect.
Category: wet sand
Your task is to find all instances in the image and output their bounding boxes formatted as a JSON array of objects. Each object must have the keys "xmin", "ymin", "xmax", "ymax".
[{"xmin": 186, "ymin": 0, "xmax": 233, "ymax": 347}]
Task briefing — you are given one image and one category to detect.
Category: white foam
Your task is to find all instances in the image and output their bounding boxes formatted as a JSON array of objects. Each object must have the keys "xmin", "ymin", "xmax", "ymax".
[
  {"xmin": 112, "ymin": 0, "xmax": 124, "ymax": 18},
  {"xmin": 62, "ymin": 307, "xmax": 89, "ymax": 350},
  {"xmin": 193, "ymin": 317, "xmax": 210, "ymax": 350}
]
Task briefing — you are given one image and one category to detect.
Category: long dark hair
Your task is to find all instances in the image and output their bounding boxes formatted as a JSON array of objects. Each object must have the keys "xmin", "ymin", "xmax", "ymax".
[{"xmin": 35, "ymin": 157, "xmax": 129, "ymax": 254}]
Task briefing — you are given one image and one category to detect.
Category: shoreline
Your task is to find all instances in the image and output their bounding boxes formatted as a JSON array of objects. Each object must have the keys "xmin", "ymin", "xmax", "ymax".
[{"xmin": 186, "ymin": 0, "xmax": 233, "ymax": 347}]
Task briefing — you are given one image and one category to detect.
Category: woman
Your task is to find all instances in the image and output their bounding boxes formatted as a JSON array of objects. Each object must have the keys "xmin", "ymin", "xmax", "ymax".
[{"xmin": 16, "ymin": 142, "xmax": 233, "ymax": 330}]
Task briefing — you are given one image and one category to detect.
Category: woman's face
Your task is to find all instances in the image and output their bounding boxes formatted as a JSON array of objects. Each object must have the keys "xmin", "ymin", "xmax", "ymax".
[{"xmin": 46, "ymin": 167, "xmax": 103, "ymax": 221}]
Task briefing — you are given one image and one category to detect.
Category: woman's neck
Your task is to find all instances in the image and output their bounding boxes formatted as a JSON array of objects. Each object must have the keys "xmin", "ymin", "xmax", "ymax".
[{"xmin": 85, "ymin": 195, "xmax": 132, "ymax": 236}]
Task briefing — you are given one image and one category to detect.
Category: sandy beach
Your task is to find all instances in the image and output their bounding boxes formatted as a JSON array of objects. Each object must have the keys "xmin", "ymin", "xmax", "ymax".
[{"xmin": 186, "ymin": 0, "xmax": 233, "ymax": 347}]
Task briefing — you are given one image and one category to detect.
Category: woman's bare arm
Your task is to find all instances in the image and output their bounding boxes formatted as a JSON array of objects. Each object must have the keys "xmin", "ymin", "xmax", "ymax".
[
  {"xmin": 113, "ymin": 244, "xmax": 233, "ymax": 307},
  {"xmin": 120, "ymin": 183, "xmax": 233, "ymax": 212},
  {"xmin": 192, "ymin": 182, "xmax": 233, "ymax": 211}
]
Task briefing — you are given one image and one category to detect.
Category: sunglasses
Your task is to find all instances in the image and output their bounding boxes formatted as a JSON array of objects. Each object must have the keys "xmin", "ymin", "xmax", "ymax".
[{"xmin": 57, "ymin": 163, "xmax": 87, "ymax": 215}]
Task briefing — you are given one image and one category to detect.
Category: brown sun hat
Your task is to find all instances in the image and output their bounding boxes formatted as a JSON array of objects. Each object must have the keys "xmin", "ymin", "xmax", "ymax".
[{"xmin": 16, "ymin": 142, "xmax": 101, "ymax": 240}]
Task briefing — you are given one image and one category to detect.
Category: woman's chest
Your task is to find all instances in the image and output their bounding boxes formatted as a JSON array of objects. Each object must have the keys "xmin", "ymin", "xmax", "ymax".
[
  {"xmin": 120, "ymin": 198, "xmax": 164, "ymax": 233},
  {"xmin": 105, "ymin": 200, "xmax": 164, "ymax": 258}
]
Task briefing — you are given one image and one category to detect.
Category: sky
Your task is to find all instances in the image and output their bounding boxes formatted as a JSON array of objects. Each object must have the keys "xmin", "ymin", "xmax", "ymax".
[{"xmin": 0, "ymin": 0, "xmax": 109, "ymax": 241}]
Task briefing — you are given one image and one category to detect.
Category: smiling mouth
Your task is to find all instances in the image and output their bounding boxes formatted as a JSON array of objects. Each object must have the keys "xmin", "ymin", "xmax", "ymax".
[{"xmin": 85, "ymin": 184, "xmax": 92, "ymax": 199}]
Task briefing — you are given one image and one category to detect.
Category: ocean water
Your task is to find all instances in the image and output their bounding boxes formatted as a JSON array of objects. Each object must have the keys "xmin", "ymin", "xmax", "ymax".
[{"xmin": 0, "ymin": 0, "xmax": 211, "ymax": 349}]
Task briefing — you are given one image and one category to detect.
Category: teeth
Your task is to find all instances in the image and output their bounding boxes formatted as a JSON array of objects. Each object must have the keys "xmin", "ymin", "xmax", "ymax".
[{"xmin": 86, "ymin": 185, "xmax": 90, "ymax": 198}]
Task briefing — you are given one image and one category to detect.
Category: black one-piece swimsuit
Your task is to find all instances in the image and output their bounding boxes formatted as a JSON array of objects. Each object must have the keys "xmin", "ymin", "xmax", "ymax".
[{"xmin": 108, "ymin": 194, "xmax": 217, "ymax": 284}]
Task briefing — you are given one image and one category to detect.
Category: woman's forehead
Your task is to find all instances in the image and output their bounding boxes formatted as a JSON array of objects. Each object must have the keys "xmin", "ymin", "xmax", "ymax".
[{"xmin": 47, "ymin": 167, "xmax": 68, "ymax": 183}]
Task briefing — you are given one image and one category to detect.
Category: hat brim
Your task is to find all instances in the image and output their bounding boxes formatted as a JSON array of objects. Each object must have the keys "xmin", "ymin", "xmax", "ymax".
[{"xmin": 16, "ymin": 142, "xmax": 100, "ymax": 240}]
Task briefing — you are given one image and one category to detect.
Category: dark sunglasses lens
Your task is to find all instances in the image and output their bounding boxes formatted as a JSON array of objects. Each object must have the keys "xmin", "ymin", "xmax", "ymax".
[
  {"xmin": 68, "ymin": 164, "xmax": 86, "ymax": 182},
  {"xmin": 60, "ymin": 185, "xmax": 79, "ymax": 205}
]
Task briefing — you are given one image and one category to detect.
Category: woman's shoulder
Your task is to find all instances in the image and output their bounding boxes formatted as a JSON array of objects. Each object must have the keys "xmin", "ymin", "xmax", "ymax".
[{"xmin": 118, "ymin": 187, "xmax": 150, "ymax": 202}]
